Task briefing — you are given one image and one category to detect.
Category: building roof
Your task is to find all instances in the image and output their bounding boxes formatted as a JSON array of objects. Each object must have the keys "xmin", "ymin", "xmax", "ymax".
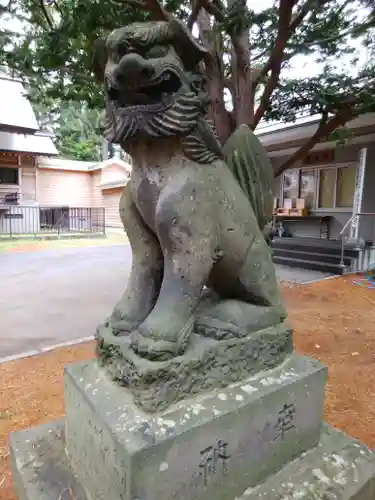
[
  {"xmin": 256, "ymin": 113, "xmax": 375, "ymax": 156},
  {"xmin": 38, "ymin": 158, "xmax": 131, "ymax": 172},
  {"xmin": 88, "ymin": 158, "xmax": 132, "ymax": 171},
  {"xmin": 37, "ymin": 157, "xmax": 97, "ymax": 171},
  {"xmin": 0, "ymin": 71, "xmax": 39, "ymax": 134},
  {"xmin": 0, "ymin": 131, "xmax": 58, "ymax": 156},
  {"xmin": 38, "ymin": 157, "xmax": 132, "ymax": 172},
  {"xmin": 100, "ymin": 179, "xmax": 129, "ymax": 190},
  {"xmin": 255, "ymin": 115, "xmax": 316, "ymax": 139},
  {"xmin": 256, "ymin": 112, "xmax": 375, "ymax": 142}
]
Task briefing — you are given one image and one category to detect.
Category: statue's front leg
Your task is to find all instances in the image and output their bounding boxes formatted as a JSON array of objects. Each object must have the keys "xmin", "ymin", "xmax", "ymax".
[
  {"xmin": 130, "ymin": 199, "xmax": 215, "ymax": 360},
  {"xmin": 109, "ymin": 186, "xmax": 163, "ymax": 335}
]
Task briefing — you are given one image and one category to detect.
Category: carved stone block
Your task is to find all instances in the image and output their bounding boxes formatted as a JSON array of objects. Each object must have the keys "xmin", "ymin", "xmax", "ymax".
[
  {"xmin": 96, "ymin": 322, "xmax": 293, "ymax": 412},
  {"xmin": 63, "ymin": 355, "xmax": 326, "ymax": 500},
  {"xmin": 10, "ymin": 421, "xmax": 88, "ymax": 500},
  {"xmin": 10, "ymin": 421, "xmax": 375, "ymax": 500},
  {"xmin": 242, "ymin": 424, "xmax": 375, "ymax": 499}
]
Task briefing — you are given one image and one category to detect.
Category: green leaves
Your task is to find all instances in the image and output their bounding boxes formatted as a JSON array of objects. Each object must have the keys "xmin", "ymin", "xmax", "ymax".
[
  {"xmin": 0, "ymin": 0, "xmax": 374, "ymax": 164},
  {"xmin": 269, "ymin": 66, "xmax": 375, "ymax": 125},
  {"xmin": 34, "ymin": 100, "xmax": 103, "ymax": 161}
]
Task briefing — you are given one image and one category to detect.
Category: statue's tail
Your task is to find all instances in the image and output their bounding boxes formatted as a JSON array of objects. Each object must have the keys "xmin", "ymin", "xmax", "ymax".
[{"xmin": 223, "ymin": 124, "xmax": 275, "ymax": 240}]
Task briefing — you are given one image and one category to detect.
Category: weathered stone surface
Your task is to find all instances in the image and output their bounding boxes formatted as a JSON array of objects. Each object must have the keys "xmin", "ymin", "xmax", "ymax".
[
  {"xmin": 94, "ymin": 19, "xmax": 287, "ymax": 364},
  {"xmin": 242, "ymin": 424, "xmax": 375, "ymax": 499},
  {"xmin": 96, "ymin": 321, "xmax": 293, "ymax": 412},
  {"xmin": 9, "ymin": 420, "xmax": 88, "ymax": 500},
  {"xmin": 10, "ymin": 417, "xmax": 375, "ymax": 500},
  {"xmin": 64, "ymin": 355, "xmax": 326, "ymax": 500}
]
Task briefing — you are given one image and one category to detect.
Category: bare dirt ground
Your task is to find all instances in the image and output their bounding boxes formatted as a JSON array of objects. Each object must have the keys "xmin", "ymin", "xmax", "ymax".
[{"xmin": 1, "ymin": 275, "xmax": 375, "ymax": 499}]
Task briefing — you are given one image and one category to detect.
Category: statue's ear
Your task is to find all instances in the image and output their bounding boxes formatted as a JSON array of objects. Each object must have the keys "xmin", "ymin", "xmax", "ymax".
[
  {"xmin": 93, "ymin": 36, "xmax": 108, "ymax": 82},
  {"xmin": 168, "ymin": 19, "xmax": 208, "ymax": 70}
]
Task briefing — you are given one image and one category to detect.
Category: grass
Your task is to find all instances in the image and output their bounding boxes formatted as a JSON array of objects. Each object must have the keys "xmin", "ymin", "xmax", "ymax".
[{"xmin": 0, "ymin": 231, "xmax": 129, "ymax": 253}]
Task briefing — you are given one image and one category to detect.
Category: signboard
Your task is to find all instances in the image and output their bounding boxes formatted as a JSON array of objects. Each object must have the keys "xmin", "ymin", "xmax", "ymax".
[
  {"xmin": 303, "ymin": 149, "xmax": 335, "ymax": 166},
  {"xmin": 4, "ymin": 213, "xmax": 23, "ymax": 219},
  {"xmin": 350, "ymin": 148, "xmax": 367, "ymax": 240}
]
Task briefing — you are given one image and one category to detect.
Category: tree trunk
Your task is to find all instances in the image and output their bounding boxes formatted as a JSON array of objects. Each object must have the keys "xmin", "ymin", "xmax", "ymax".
[
  {"xmin": 227, "ymin": 0, "xmax": 254, "ymax": 127},
  {"xmin": 198, "ymin": 10, "xmax": 232, "ymax": 144},
  {"xmin": 207, "ymin": 54, "xmax": 233, "ymax": 144},
  {"xmin": 231, "ymin": 41, "xmax": 254, "ymax": 125}
]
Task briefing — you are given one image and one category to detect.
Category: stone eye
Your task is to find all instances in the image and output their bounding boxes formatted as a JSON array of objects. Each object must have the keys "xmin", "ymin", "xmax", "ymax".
[{"xmin": 145, "ymin": 45, "xmax": 168, "ymax": 59}]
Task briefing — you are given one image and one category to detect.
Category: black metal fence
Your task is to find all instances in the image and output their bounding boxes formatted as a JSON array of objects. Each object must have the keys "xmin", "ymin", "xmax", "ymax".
[{"xmin": 0, "ymin": 205, "xmax": 106, "ymax": 237}]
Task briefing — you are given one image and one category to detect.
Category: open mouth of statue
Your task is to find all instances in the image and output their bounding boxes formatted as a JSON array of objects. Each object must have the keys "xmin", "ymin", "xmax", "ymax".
[{"xmin": 107, "ymin": 70, "xmax": 182, "ymax": 110}]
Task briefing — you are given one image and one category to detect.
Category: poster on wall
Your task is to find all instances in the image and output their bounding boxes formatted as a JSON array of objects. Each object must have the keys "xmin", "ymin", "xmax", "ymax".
[{"xmin": 350, "ymin": 147, "xmax": 367, "ymax": 240}]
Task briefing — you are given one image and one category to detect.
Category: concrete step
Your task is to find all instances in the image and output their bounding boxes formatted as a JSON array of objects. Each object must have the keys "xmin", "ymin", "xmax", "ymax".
[
  {"xmin": 273, "ymin": 248, "xmax": 353, "ymax": 266},
  {"xmin": 241, "ymin": 423, "xmax": 375, "ymax": 499},
  {"xmin": 9, "ymin": 421, "xmax": 375, "ymax": 500},
  {"xmin": 9, "ymin": 420, "xmax": 88, "ymax": 500},
  {"xmin": 273, "ymin": 255, "xmax": 345, "ymax": 275},
  {"xmin": 272, "ymin": 238, "xmax": 360, "ymax": 258}
]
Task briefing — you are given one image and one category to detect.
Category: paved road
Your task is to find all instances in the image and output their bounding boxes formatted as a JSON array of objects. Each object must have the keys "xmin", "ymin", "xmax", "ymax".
[
  {"xmin": 0, "ymin": 244, "xmax": 335, "ymax": 359},
  {"xmin": 0, "ymin": 245, "xmax": 132, "ymax": 358}
]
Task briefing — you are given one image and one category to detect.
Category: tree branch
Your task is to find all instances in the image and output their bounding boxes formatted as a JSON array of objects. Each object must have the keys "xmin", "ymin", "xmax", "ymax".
[
  {"xmin": 49, "ymin": 0, "xmax": 63, "ymax": 16},
  {"xmin": 187, "ymin": 0, "xmax": 203, "ymax": 30},
  {"xmin": 251, "ymin": 0, "xmax": 295, "ymax": 128},
  {"xmin": 39, "ymin": 0, "xmax": 54, "ymax": 29},
  {"xmin": 223, "ymin": 77, "xmax": 233, "ymax": 92},
  {"xmin": 274, "ymin": 111, "xmax": 353, "ymax": 177},
  {"xmin": 297, "ymin": 19, "xmax": 375, "ymax": 49},
  {"xmin": 255, "ymin": 0, "xmax": 317, "ymax": 86},
  {"xmin": 0, "ymin": 0, "xmax": 13, "ymax": 14},
  {"xmin": 251, "ymin": 48, "xmax": 269, "ymax": 63},
  {"xmin": 187, "ymin": 0, "xmax": 226, "ymax": 30},
  {"xmin": 204, "ymin": 1, "xmax": 226, "ymax": 22},
  {"xmin": 289, "ymin": 0, "xmax": 315, "ymax": 31},
  {"xmin": 113, "ymin": 0, "xmax": 171, "ymax": 20}
]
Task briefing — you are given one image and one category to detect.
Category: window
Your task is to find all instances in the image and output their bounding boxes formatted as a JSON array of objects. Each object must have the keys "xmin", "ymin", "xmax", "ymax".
[
  {"xmin": 282, "ymin": 169, "xmax": 316, "ymax": 208},
  {"xmin": 0, "ymin": 167, "xmax": 19, "ymax": 185},
  {"xmin": 282, "ymin": 164, "xmax": 357, "ymax": 210},
  {"xmin": 336, "ymin": 165, "xmax": 356, "ymax": 208},
  {"xmin": 282, "ymin": 169, "xmax": 299, "ymax": 200},
  {"xmin": 318, "ymin": 165, "xmax": 357, "ymax": 209},
  {"xmin": 318, "ymin": 168, "xmax": 336, "ymax": 208},
  {"xmin": 299, "ymin": 169, "xmax": 316, "ymax": 209}
]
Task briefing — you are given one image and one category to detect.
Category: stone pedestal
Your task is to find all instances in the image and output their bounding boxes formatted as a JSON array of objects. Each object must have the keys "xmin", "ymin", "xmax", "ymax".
[
  {"xmin": 64, "ymin": 355, "xmax": 325, "ymax": 500},
  {"xmin": 9, "ymin": 354, "xmax": 375, "ymax": 500}
]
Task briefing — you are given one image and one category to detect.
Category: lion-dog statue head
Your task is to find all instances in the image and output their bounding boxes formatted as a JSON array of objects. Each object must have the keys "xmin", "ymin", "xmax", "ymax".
[{"xmin": 93, "ymin": 20, "xmax": 220, "ymax": 155}]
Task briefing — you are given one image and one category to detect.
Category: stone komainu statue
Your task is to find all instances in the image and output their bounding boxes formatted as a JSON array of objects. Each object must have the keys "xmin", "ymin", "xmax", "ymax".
[{"xmin": 94, "ymin": 19, "xmax": 287, "ymax": 364}]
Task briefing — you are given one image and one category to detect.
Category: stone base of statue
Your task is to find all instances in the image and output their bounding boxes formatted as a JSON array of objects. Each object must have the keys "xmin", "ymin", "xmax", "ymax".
[
  {"xmin": 96, "ymin": 322, "xmax": 293, "ymax": 412},
  {"xmin": 9, "ymin": 352, "xmax": 375, "ymax": 500}
]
